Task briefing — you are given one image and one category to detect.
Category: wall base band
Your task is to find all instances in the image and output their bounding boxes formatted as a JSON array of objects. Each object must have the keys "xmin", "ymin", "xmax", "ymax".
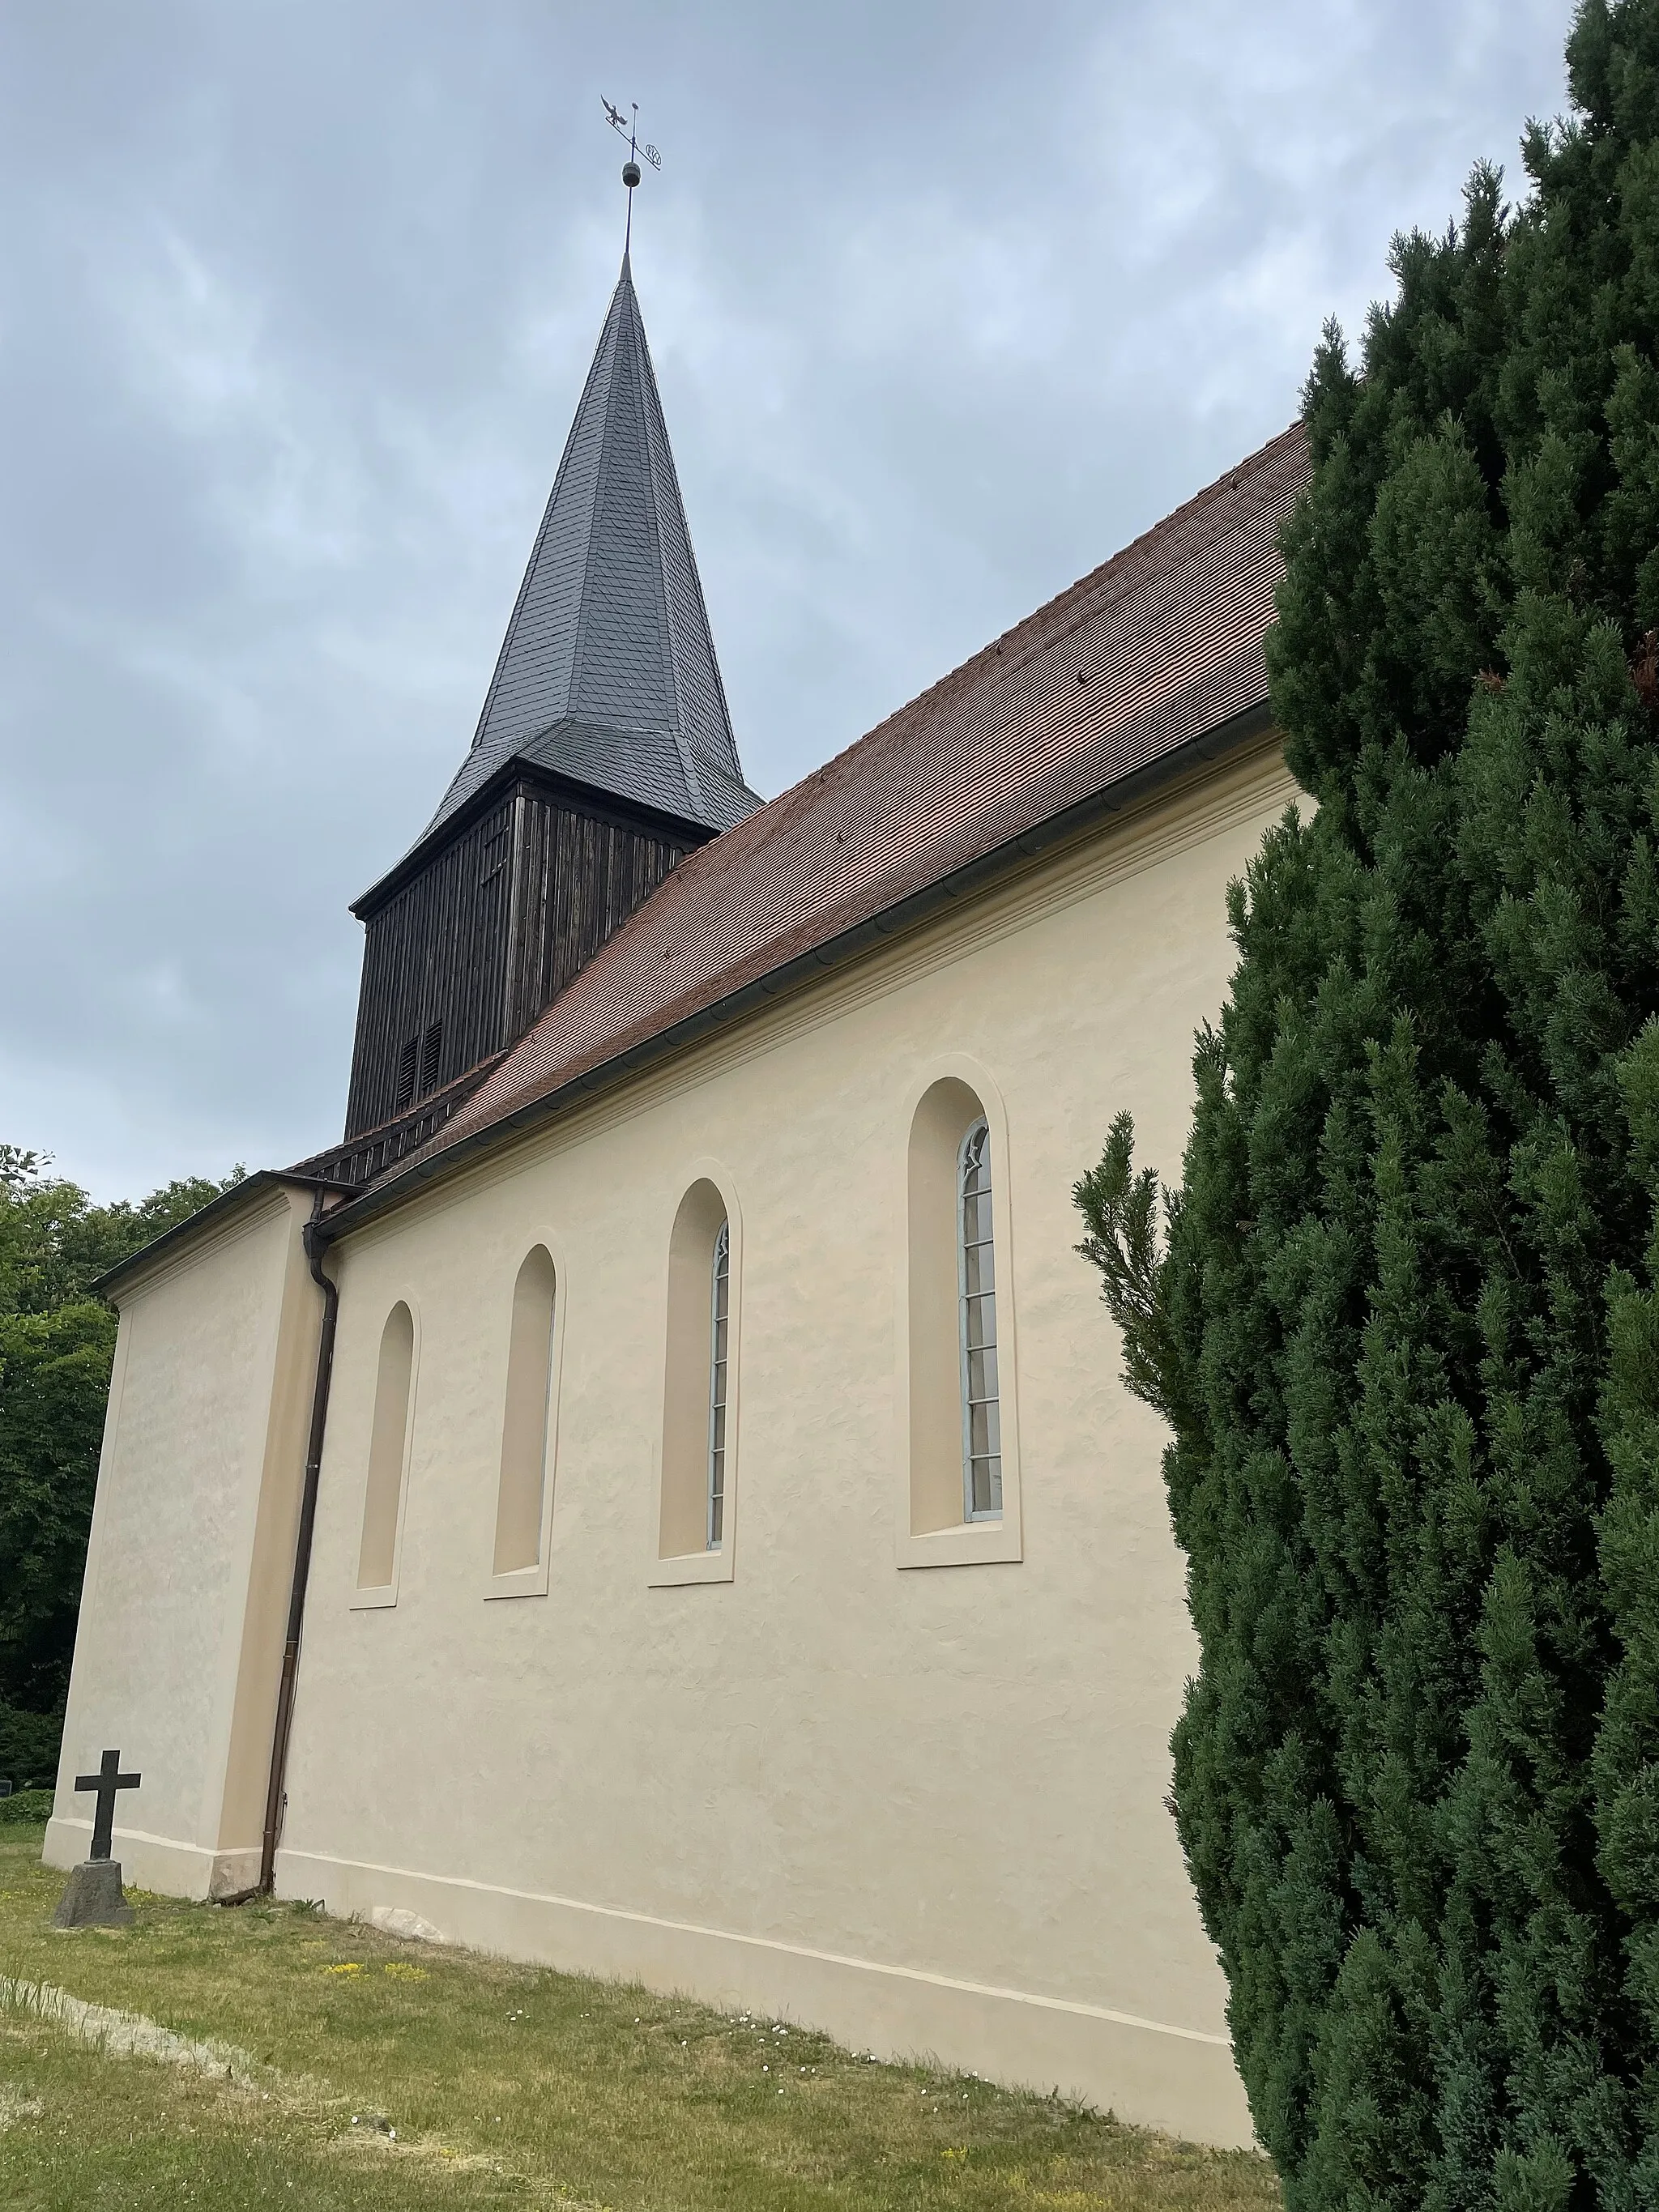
[{"xmin": 275, "ymin": 1844, "xmax": 1254, "ymax": 2148}]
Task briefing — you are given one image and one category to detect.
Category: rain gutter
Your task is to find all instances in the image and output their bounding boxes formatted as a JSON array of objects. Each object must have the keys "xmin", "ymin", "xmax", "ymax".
[{"xmin": 89, "ymin": 1171, "xmax": 356, "ymax": 1302}]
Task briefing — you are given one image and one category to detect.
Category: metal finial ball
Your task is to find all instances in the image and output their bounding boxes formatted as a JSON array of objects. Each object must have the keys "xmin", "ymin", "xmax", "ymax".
[{"xmin": 622, "ymin": 160, "xmax": 642, "ymax": 189}]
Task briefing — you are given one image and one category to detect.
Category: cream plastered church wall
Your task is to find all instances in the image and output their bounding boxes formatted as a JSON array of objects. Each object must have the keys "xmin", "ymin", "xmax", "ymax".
[
  {"xmin": 263, "ymin": 735, "xmax": 1297, "ymax": 2147},
  {"xmin": 45, "ymin": 1182, "xmax": 324, "ymax": 1899}
]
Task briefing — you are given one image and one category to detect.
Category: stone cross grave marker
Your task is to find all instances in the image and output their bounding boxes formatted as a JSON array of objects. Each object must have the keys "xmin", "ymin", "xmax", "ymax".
[
  {"xmin": 53, "ymin": 1747, "xmax": 141, "ymax": 1929},
  {"xmin": 77, "ymin": 1748, "xmax": 140, "ymax": 1860}
]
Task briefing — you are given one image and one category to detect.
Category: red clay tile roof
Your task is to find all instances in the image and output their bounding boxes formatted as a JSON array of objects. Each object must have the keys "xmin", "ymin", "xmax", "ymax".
[{"xmin": 364, "ymin": 420, "xmax": 1308, "ymax": 1201}]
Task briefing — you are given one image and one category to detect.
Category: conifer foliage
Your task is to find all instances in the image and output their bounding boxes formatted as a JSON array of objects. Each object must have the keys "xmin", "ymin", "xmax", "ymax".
[{"xmin": 1075, "ymin": 5, "xmax": 1659, "ymax": 2203}]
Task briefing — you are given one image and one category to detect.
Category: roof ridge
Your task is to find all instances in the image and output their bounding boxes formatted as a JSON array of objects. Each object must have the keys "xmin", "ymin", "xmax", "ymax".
[
  {"xmin": 817, "ymin": 420, "xmax": 1305, "ymax": 780},
  {"xmin": 645, "ymin": 420, "xmax": 1307, "ymax": 881},
  {"xmin": 627, "ymin": 275, "xmax": 704, "ymax": 812}
]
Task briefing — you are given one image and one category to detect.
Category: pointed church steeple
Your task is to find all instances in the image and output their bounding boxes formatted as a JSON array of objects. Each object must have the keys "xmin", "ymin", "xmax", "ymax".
[
  {"xmin": 335, "ymin": 257, "xmax": 761, "ymax": 1163},
  {"xmin": 421, "ymin": 254, "xmax": 758, "ymax": 844}
]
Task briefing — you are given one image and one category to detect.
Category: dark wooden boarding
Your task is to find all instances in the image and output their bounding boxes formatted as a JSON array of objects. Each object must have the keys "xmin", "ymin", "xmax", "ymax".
[{"xmin": 339, "ymin": 761, "xmax": 710, "ymax": 1144}]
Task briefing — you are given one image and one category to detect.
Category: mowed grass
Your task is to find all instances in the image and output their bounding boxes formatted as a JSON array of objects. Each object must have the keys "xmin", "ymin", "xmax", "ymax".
[{"xmin": 0, "ymin": 1825, "xmax": 1280, "ymax": 2211}]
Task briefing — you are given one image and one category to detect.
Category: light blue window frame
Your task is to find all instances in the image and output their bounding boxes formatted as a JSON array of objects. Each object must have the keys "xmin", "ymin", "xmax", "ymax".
[
  {"xmin": 707, "ymin": 1219, "xmax": 731, "ymax": 1549},
  {"xmin": 957, "ymin": 1119, "xmax": 1002, "ymax": 1520}
]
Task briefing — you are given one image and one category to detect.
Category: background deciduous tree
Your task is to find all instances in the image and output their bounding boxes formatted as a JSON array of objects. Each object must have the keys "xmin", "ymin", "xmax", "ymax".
[
  {"xmin": 0, "ymin": 1149, "xmax": 238, "ymax": 1785},
  {"xmin": 1077, "ymin": 2, "xmax": 1659, "ymax": 2203}
]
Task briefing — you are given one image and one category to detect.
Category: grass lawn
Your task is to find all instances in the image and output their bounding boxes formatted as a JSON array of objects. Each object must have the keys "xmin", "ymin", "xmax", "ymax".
[{"xmin": 0, "ymin": 1822, "xmax": 1279, "ymax": 2210}]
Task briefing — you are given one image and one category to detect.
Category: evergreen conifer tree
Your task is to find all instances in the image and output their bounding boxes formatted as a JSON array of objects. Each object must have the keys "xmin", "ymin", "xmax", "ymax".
[{"xmin": 1076, "ymin": 5, "xmax": 1659, "ymax": 2203}]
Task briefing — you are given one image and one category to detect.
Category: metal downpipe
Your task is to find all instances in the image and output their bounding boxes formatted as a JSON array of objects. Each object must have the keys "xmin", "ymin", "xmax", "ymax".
[{"xmin": 257, "ymin": 1196, "xmax": 340, "ymax": 1894}]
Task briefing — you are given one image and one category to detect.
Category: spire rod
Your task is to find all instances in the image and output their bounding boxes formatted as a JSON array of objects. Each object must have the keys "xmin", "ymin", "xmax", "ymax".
[{"xmin": 602, "ymin": 96, "xmax": 662, "ymax": 257}]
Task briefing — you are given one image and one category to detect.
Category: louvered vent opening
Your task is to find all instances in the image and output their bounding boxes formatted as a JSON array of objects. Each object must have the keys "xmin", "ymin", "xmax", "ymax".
[
  {"xmin": 394, "ymin": 1036, "xmax": 419, "ymax": 1115},
  {"xmin": 420, "ymin": 1021, "xmax": 443, "ymax": 1098}
]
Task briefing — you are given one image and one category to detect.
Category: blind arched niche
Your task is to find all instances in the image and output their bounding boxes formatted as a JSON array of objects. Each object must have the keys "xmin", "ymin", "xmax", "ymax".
[
  {"xmin": 357, "ymin": 1300, "xmax": 414, "ymax": 1592},
  {"xmin": 493, "ymin": 1246, "xmax": 558, "ymax": 1578}
]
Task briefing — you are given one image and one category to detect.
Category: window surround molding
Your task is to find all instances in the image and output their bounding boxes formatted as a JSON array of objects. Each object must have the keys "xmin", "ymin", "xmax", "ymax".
[
  {"xmin": 894, "ymin": 1054, "xmax": 1023, "ymax": 1570},
  {"xmin": 649, "ymin": 1157, "xmax": 743, "ymax": 1588},
  {"xmin": 484, "ymin": 1233, "xmax": 571, "ymax": 1601},
  {"xmin": 349, "ymin": 1294, "xmax": 422, "ymax": 1610}
]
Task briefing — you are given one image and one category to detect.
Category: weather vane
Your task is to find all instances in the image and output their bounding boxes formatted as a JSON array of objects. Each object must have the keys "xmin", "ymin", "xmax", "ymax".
[{"xmin": 602, "ymin": 99, "xmax": 662, "ymax": 254}]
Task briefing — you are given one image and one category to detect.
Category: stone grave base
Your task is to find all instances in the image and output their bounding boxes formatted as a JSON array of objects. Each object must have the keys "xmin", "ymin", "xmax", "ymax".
[{"xmin": 53, "ymin": 1859, "xmax": 134, "ymax": 1929}]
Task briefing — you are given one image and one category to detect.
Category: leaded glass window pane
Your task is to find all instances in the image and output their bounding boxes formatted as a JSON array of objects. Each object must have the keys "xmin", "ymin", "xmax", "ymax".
[
  {"xmin": 957, "ymin": 1119, "xmax": 1002, "ymax": 1520},
  {"xmin": 707, "ymin": 1219, "xmax": 730, "ymax": 1549},
  {"xmin": 963, "ymin": 1235, "xmax": 995, "ymax": 1298}
]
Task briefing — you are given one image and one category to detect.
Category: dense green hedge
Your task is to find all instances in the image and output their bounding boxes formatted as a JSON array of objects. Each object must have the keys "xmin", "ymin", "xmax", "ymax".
[
  {"xmin": 0, "ymin": 1789, "xmax": 53, "ymax": 1826},
  {"xmin": 1077, "ymin": 3, "xmax": 1659, "ymax": 2204}
]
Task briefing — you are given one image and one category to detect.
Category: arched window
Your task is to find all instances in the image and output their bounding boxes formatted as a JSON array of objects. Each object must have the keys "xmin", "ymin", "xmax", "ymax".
[
  {"xmin": 493, "ymin": 1247, "xmax": 558, "ymax": 1579},
  {"xmin": 708, "ymin": 1220, "xmax": 731, "ymax": 1549},
  {"xmin": 654, "ymin": 1175, "xmax": 740, "ymax": 1583},
  {"xmin": 901, "ymin": 1071, "xmax": 1020, "ymax": 1565},
  {"xmin": 357, "ymin": 1301, "xmax": 414, "ymax": 1592},
  {"xmin": 957, "ymin": 1119, "xmax": 1001, "ymax": 1519}
]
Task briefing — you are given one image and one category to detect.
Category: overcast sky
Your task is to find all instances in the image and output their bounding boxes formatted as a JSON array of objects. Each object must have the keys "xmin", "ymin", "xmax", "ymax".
[{"xmin": 1, "ymin": 1, "xmax": 1574, "ymax": 1198}]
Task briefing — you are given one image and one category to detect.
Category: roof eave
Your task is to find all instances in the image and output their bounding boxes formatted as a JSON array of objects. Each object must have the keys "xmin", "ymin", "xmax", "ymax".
[
  {"xmin": 91, "ymin": 1170, "xmax": 358, "ymax": 1299},
  {"xmin": 317, "ymin": 697, "xmax": 1280, "ymax": 1250},
  {"xmin": 349, "ymin": 752, "xmax": 725, "ymax": 919}
]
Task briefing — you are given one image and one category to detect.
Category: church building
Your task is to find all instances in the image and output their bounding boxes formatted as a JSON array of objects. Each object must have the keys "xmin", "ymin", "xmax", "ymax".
[{"xmin": 48, "ymin": 243, "xmax": 1308, "ymax": 2148}]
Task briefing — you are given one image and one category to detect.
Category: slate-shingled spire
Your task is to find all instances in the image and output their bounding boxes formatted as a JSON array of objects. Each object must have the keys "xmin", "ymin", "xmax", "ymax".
[
  {"xmin": 424, "ymin": 253, "xmax": 759, "ymax": 841},
  {"xmin": 328, "ymin": 254, "xmax": 760, "ymax": 1170}
]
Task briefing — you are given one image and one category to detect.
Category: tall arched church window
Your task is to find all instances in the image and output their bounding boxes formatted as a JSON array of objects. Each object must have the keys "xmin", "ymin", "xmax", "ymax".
[
  {"xmin": 900, "ymin": 1069, "xmax": 1021, "ymax": 1566},
  {"xmin": 708, "ymin": 1221, "xmax": 731, "ymax": 1549},
  {"xmin": 653, "ymin": 1174, "xmax": 740, "ymax": 1584},
  {"xmin": 957, "ymin": 1119, "xmax": 1001, "ymax": 1520}
]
